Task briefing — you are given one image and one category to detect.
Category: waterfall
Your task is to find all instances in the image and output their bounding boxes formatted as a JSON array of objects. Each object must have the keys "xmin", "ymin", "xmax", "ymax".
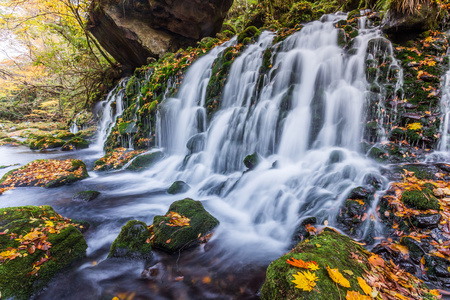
[
  {"xmin": 440, "ymin": 52, "xmax": 450, "ymax": 151},
  {"xmin": 94, "ymin": 79, "xmax": 128, "ymax": 151},
  {"xmin": 97, "ymin": 14, "xmax": 401, "ymax": 261}
]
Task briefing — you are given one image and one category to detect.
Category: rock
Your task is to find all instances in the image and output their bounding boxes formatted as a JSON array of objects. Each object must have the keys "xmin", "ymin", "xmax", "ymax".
[
  {"xmin": 87, "ymin": 0, "xmax": 233, "ymax": 70},
  {"xmin": 126, "ymin": 151, "xmax": 164, "ymax": 171},
  {"xmin": 382, "ymin": 3, "xmax": 440, "ymax": 42},
  {"xmin": 61, "ymin": 137, "xmax": 90, "ymax": 151},
  {"xmin": 56, "ymin": 131, "xmax": 75, "ymax": 140},
  {"xmin": 167, "ymin": 181, "xmax": 190, "ymax": 195},
  {"xmin": 72, "ymin": 190, "xmax": 100, "ymax": 202},
  {"xmin": 327, "ymin": 150, "xmax": 344, "ymax": 164},
  {"xmin": 152, "ymin": 198, "xmax": 219, "ymax": 253},
  {"xmin": 237, "ymin": 26, "xmax": 261, "ymax": 44},
  {"xmin": 0, "ymin": 159, "xmax": 89, "ymax": 189},
  {"xmin": 401, "ymin": 236, "xmax": 425, "ymax": 264},
  {"xmin": 0, "ymin": 205, "xmax": 87, "ymax": 299},
  {"xmin": 411, "ymin": 213, "xmax": 442, "ymax": 229},
  {"xmin": 261, "ymin": 229, "xmax": 434, "ymax": 299},
  {"xmin": 347, "ymin": 186, "xmax": 375, "ymax": 202},
  {"xmin": 401, "ymin": 188, "xmax": 440, "ymax": 211},
  {"xmin": 108, "ymin": 220, "xmax": 153, "ymax": 259},
  {"xmin": 186, "ymin": 133, "xmax": 206, "ymax": 155},
  {"xmin": 141, "ymin": 262, "xmax": 165, "ymax": 281},
  {"xmin": 29, "ymin": 136, "xmax": 65, "ymax": 150},
  {"xmin": 244, "ymin": 152, "xmax": 261, "ymax": 170}
]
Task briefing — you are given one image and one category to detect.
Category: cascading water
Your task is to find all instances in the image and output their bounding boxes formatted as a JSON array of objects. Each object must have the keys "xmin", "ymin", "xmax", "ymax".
[
  {"xmin": 440, "ymin": 51, "xmax": 450, "ymax": 152},
  {"xmin": 93, "ymin": 79, "xmax": 128, "ymax": 151},
  {"xmin": 124, "ymin": 14, "xmax": 398, "ymax": 263}
]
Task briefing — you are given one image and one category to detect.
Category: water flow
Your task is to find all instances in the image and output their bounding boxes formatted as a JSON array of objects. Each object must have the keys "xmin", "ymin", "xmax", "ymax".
[
  {"xmin": 440, "ymin": 51, "xmax": 450, "ymax": 151},
  {"xmin": 140, "ymin": 14, "xmax": 391, "ymax": 261},
  {"xmin": 93, "ymin": 79, "xmax": 128, "ymax": 151}
]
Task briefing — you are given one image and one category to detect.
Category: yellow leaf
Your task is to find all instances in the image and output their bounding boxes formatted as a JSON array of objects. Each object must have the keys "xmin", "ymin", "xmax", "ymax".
[
  {"xmin": 407, "ymin": 123, "xmax": 422, "ymax": 131},
  {"xmin": 357, "ymin": 277, "xmax": 372, "ymax": 295},
  {"xmin": 326, "ymin": 265, "xmax": 350, "ymax": 288},
  {"xmin": 291, "ymin": 270, "xmax": 319, "ymax": 292},
  {"xmin": 346, "ymin": 290, "xmax": 371, "ymax": 300},
  {"xmin": 343, "ymin": 270, "xmax": 354, "ymax": 276}
]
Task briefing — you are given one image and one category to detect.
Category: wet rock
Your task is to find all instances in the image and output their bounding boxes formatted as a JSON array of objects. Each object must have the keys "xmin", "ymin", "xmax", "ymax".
[
  {"xmin": 152, "ymin": 198, "xmax": 219, "ymax": 253},
  {"xmin": 292, "ymin": 217, "xmax": 317, "ymax": 244},
  {"xmin": 167, "ymin": 181, "xmax": 190, "ymax": 195},
  {"xmin": 72, "ymin": 190, "xmax": 100, "ymax": 202},
  {"xmin": 29, "ymin": 136, "xmax": 65, "ymax": 150},
  {"xmin": 108, "ymin": 220, "xmax": 153, "ymax": 259},
  {"xmin": 411, "ymin": 213, "xmax": 442, "ymax": 229},
  {"xmin": 186, "ymin": 133, "xmax": 205, "ymax": 154},
  {"xmin": 327, "ymin": 150, "xmax": 344, "ymax": 164},
  {"xmin": 141, "ymin": 262, "xmax": 165, "ymax": 281},
  {"xmin": 126, "ymin": 151, "xmax": 164, "ymax": 172},
  {"xmin": 424, "ymin": 254, "xmax": 450, "ymax": 279},
  {"xmin": 347, "ymin": 186, "xmax": 375, "ymax": 202},
  {"xmin": 244, "ymin": 152, "xmax": 261, "ymax": 170},
  {"xmin": 0, "ymin": 205, "xmax": 87, "ymax": 299},
  {"xmin": 401, "ymin": 237, "xmax": 425, "ymax": 264}
]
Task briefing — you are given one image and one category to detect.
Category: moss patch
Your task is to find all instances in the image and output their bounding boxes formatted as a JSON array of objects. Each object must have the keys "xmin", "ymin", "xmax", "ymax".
[
  {"xmin": 108, "ymin": 220, "xmax": 153, "ymax": 259},
  {"xmin": 401, "ymin": 188, "xmax": 440, "ymax": 211},
  {"xmin": 126, "ymin": 151, "xmax": 164, "ymax": 171}
]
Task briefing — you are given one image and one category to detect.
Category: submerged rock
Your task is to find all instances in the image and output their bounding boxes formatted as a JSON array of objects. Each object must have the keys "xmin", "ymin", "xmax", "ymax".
[
  {"xmin": 244, "ymin": 152, "xmax": 261, "ymax": 170},
  {"xmin": 108, "ymin": 220, "xmax": 153, "ymax": 259},
  {"xmin": 152, "ymin": 198, "xmax": 219, "ymax": 253},
  {"xmin": 167, "ymin": 181, "xmax": 190, "ymax": 195},
  {"xmin": 72, "ymin": 190, "xmax": 100, "ymax": 202},
  {"xmin": 0, "ymin": 205, "xmax": 87, "ymax": 299}
]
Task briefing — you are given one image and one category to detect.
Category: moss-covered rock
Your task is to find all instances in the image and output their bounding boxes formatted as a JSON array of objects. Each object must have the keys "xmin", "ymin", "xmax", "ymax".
[
  {"xmin": 0, "ymin": 159, "xmax": 88, "ymax": 189},
  {"xmin": 72, "ymin": 190, "xmax": 100, "ymax": 202},
  {"xmin": 152, "ymin": 198, "xmax": 219, "ymax": 253},
  {"xmin": 56, "ymin": 131, "xmax": 75, "ymax": 140},
  {"xmin": 0, "ymin": 205, "xmax": 87, "ymax": 299},
  {"xmin": 261, "ymin": 229, "xmax": 437, "ymax": 300},
  {"xmin": 167, "ymin": 181, "xmax": 190, "ymax": 194},
  {"xmin": 244, "ymin": 152, "xmax": 261, "ymax": 170},
  {"xmin": 237, "ymin": 26, "xmax": 261, "ymax": 44},
  {"xmin": 108, "ymin": 220, "xmax": 153, "ymax": 259},
  {"xmin": 29, "ymin": 136, "xmax": 65, "ymax": 150},
  {"xmin": 94, "ymin": 148, "xmax": 145, "ymax": 171},
  {"xmin": 401, "ymin": 188, "xmax": 441, "ymax": 211},
  {"xmin": 126, "ymin": 151, "xmax": 164, "ymax": 171},
  {"xmin": 61, "ymin": 137, "xmax": 90, "ymax": 151}
]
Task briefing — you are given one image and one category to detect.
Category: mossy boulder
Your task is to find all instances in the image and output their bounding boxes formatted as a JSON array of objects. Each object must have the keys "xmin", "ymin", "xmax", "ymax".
[
  {"xmin": 167, "ymin": 181, "xmax": 190, "ymax": 195},
  {"xmin": 72, "ymin": 190, "xmax": 100, "ymax": 202},
  {"xmin": 61, "ymin": 137, "xmax": 90, "ymax": 151},
  {"xmin": 152, "ymin": 198, "xmax": 219, "ymax": 253},
  {"xmin": 261, "ymin": 229, "xmax": 437, "ymax": 300},
  {"xmin": 401, "ymin": 188, "xmax": 440, "ymax": 211},
  {"xmin": 126, "ymin": 151, "xmax": 164, "ymax": 171},
  {"xmin": 237, "ymin": 26, "xmax": 261, "ymax": 44},
  {"xmin": 244, "ymin": 152, "xmax": 261, "ymax": 170},
  {"xmin": 56, "ymin": 131, "xmax": 75, "ymax": 140},
  {"xmin": 0, "ymin": 205, "xmax": 87, "ymax": 299},
  {"xmin": 108, "ymin": 220, "xmax": 153, "ymax": 259},
  {"xmin": 0, "ymin": 159, "xmax": 88, "ymax": 189},
  {"xmin": 29, "ymin": 136, "xmax": 65, "ymax": 150}
]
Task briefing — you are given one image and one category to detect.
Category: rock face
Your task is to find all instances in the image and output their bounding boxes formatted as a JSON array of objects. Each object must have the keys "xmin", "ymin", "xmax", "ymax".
[
  {"xmin": 87, "ymin": 0, "xmax": 233, "ymax": 70},
  {"xmin": 0, "ymin": 206, "xmax": 87, "ymax": 299}
]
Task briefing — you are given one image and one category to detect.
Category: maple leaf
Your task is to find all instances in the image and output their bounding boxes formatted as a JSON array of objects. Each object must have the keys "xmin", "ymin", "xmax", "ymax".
[
  {"xmin": 291, "ymin": 270, "xmax": 319, "ymax": 292},
  {"xmin": 286, "ymin": 257, "xmax": 319, "ymax": 270},
  {"xmin": 326, "ymin": 265, "xmax": 350, "ymax": 288},
  {"xmin": 357, "ymin": 277, "xmax": 372, "ymax": 295},
  {"xmin": 346, "ymin": 290, "xmax": 371, "ymax": 300}
]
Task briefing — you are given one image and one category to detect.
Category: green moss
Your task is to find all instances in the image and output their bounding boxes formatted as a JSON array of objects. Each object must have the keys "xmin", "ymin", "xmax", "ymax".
[
  {"xmin": 127, "ymin": 151, "xmax": 164, "ymax": 172},
  {"xmin": 152, "ymin": 199, "xmax": 219, "ymax": 253},
  {"xmin": 56, "ymin": 131, "xmax": 75, "ymax": 140},
  {"xmin": 401, "ymin": 188, "xmax": 440, "ymax": 211},
  {"xmin": 61, "ymin": 137, "xmax": 90, "ymax": 151},
  {"xmin": 108, "ymin": 220, "xmax": 153, "ymax": 259},
  {"xmin": 0, "ymin": 206, "xmax": 87, "ymax": 299},
  {"xmin": 244, "ymin": 153, "xmax": 260, "ymax": 170},
  {"xmin": 29, "ymin": 136, "xmax": 65, "ymax": 150}
]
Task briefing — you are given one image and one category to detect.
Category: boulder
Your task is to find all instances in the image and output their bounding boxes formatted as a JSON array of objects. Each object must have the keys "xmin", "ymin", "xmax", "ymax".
[
  {"xmin": 167, "ymin": 181, "xmax": 190, "ymax": 195},
  {"xmin": 108, "ymin": 220, "xmax": 153, "ymax": 259},
  {"xmin": 72, "ymin": 190, "xmax": 100, "ymax": 202},
  {"xmin": 152, "ymin": 198, "xmax": 219, "ymax": 253},
  {"xmin": 261, "ymin": 229, "xmax": 437, "ymax": 300},
  {"xmin": 61, "ymin": 137, "xmax": 90, "ymax": 151},
  {"xmin": 0, "ymin": 205, "xmax": 87, "ymax": 299},
  {"xmin": 244, "ymin": 152, "xmax": 261, "ymax": 170},
  {"xmin": 0, "ymin": 159, "xmax": 89, "ymax": 189},
  {"xmin": 87, "ymin": 0, "xmax": 233, "ymax": 70},
  {"xmin": 126, "ymin": 151, "xmax": 164, "ymax": 171}
]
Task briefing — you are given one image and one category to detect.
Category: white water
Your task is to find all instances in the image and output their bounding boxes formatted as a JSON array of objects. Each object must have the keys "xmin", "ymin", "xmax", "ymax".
[
  {"xmin": 440, "ymin": 51, "xmax": 450, "ymax": 151},
  {"xmin": 90, "ymin": 14, "xmax": 397, "ymax": 262}
]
